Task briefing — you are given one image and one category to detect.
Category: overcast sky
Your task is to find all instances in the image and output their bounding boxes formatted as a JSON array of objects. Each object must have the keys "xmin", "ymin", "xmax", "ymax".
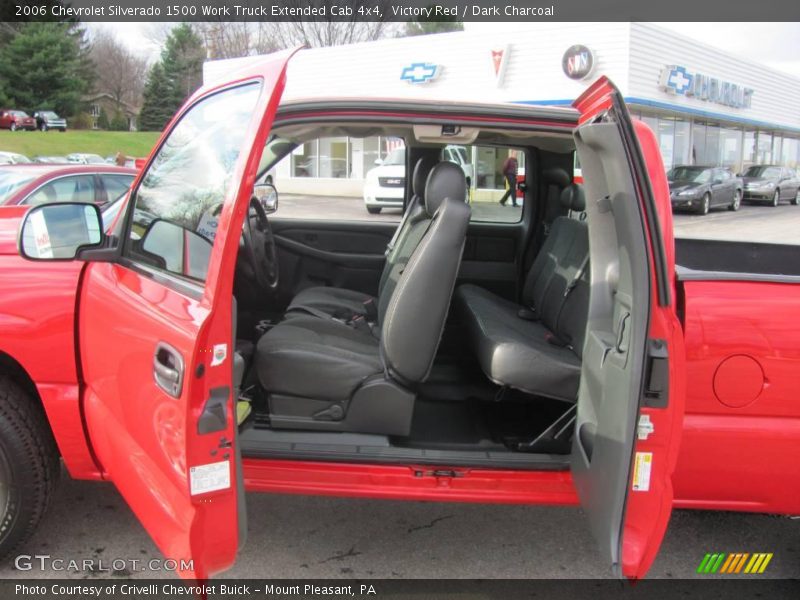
[{"xmin": 93, "ymin": 22, "xmax": 800, "ymax": 78}]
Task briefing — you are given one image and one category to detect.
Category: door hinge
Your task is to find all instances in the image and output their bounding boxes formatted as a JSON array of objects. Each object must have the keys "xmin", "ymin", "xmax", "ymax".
[{"xmin": 642, "ymin": 339, "xmax": 669, "ymax": 408}]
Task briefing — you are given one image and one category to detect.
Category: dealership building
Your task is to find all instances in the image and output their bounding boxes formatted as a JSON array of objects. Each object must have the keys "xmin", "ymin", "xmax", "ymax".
[{"xmin": 204, "ymin": 22, "xmax": 800, "ymax": 197}]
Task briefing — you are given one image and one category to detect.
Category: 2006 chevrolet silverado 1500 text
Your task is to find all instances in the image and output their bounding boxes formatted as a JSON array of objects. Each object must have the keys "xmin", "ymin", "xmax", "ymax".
[{"xmin": 0, "ymin": 51, "xmax": 798, "ymax": 580}]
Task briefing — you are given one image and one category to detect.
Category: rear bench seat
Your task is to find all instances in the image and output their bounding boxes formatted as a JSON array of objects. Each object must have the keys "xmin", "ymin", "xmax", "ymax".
[{"xmin": 455, "ymin": 183, "xmax": 589, "ymax": 402}]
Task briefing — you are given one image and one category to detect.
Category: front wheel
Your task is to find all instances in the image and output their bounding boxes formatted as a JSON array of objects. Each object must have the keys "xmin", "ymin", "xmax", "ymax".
[
  {"xmin": 792, "ymin": 189, "xmax": 799, "ymax": 206},
  {"xmin": 729, "ymin": 189, "xmax": 741, "ymax": 211},
  {"xmin": 772, "ymin": 190, "xmax": 780, "ymax": 207},
  {"xmin": 0, "ymin": 376, "xmax": 60, "ymax": 559},
  {"xmin": 697, "ymin": 193, "xmax": 710, "ymax": 215},
  {"xmin": 366, "ymin": 206, "xmax": 381, "ymax": 214}
]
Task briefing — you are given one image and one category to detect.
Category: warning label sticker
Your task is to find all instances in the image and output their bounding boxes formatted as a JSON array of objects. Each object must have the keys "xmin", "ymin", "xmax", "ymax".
[
  {"xmin": 632, "ymin": 452, "xmax": 652, "ymax": 492},
  {"xmin": 189, "ymin": 460, "xmax": 230, "ymax": 495}
]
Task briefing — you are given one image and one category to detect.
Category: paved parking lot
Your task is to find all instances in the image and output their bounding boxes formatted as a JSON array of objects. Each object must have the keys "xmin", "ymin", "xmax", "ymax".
[{"xmin": 0, "ymin": 471, "xmax": 797, "ymax": 580}]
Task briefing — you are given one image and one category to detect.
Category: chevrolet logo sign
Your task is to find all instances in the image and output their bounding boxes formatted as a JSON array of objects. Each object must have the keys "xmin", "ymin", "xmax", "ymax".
[{"xmin": 401, "ymin": 62, "xmax": 440, "ymax": 84}]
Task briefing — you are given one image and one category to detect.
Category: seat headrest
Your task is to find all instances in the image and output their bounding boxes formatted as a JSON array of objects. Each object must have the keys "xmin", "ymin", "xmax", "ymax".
[
  {"xmin": 559, "ymin": 183, "xmax": 586, "ymax": 212},
  {"xmin": 412, "ymin": 156, "xmax": 439, "ymax": 198},
  {"xmin": 543, "ymin": 167, "xmax": 571, "ymax": 188},
  {"xmin": 424, "ymin": 162, "xmax": 467, "ymax": 216}
]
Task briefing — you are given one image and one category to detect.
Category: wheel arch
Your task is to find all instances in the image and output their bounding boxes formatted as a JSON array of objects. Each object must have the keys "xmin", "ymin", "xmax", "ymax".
[{"xmin": 0, "ymin": 351, "xmax": 58, "ymax": 455}]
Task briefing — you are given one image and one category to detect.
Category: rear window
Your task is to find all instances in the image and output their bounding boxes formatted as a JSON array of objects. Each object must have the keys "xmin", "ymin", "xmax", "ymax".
[{"xmin": 0, "ymin": 170, "xmax": 36, "ymax": 204}]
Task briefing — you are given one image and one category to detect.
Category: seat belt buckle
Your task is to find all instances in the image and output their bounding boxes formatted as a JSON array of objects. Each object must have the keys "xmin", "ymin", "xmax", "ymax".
[
  {"xmin": 545, "ymin": 331, "xmax": 568, "ymax": 348},
  {"xmin": 517, "ymin": 307, "xmax": 538, "ymax": 321},
  {"xmin": 349, "ymin": 314, "xmax": 371, "ymax": 332},
  {"xmin": 362, "ymin": 297, "xmax": 378, "ymax": 322}
]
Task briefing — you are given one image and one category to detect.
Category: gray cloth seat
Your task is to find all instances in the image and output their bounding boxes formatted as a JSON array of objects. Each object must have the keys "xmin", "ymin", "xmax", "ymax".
[
  {"xmin": 256, "ymin": 162, "xmax": 471, "ymax": 434},
  {"xmin": 286, "ymin": 155, "xmax": 439, "ymax": 320},
  {"xmin": 456, "ymin": 182, "xmax": 589, "ymax": 402}
]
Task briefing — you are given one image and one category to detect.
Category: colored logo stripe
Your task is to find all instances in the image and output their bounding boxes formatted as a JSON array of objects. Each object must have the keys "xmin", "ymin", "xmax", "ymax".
[{"xmin": 698, "ymin": 553, "xmax": 773, "ymax": 574}]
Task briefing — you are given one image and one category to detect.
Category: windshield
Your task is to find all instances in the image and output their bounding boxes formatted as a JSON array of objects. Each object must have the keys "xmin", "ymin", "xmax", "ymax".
[
  {"xmin": 668, "ymin": 167, "xmax": 710, "ymax": 183},
  {"xmin": 0, "ymin": 170, "xmax": 36, "ymax": 203},
  {"xmin": 42, "ymin": 111, "xmax": 59, "ymax": 118},
  {"xmin": 382, "ymin": 147, "xmax": 405, "ymax": 166},
  {"xmin": 12, "ymin": 111, "xmax": 28, "ymax": 117},
  {"xmin": 744, "ymin": 166, "xmax": 782, "ymax": 179}
]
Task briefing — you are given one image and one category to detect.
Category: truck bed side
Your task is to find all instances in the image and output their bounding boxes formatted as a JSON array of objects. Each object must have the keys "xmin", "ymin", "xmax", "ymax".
[{"xmin": 673, "ymin": 237, "xmax": 800, "ymax": 513}]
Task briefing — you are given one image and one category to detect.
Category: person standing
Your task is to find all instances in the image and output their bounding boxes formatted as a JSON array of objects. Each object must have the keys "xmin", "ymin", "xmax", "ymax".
[{"xmin": 499, "ymin": 152, "xmax": 519, "ymax": 207}]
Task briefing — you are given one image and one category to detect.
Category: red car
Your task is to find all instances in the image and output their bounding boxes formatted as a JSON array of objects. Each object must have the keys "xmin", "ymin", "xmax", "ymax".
[
  {"xmin": 0, "ymin": 53, "xmax": 798, "ymax": 582},
  {"xmin": 0, "ymin": 164, "xmax": 136, "ymax": 207},
  {"xmin": 0, "ymin": 109, "xmax": 36, "ymax": 131}
]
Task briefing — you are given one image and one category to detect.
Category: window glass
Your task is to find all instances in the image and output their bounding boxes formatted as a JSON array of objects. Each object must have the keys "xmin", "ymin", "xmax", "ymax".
[
  {"xmin": 124, "ymin": 82, "xmax": 261, "ymax": 283},
  {"xmin": 756, "ymin": 132, "xmax": 773, "ymax": 164},
  {"xmin": 719, "ymin": 127, "xmax": 743, "ymax": 171},
  {"xmin": 24, "ymin": 175, "xmax": 96, "ymax": 205},
  {"xmin": 100, "ymin": 174, "xmax": 135, "ymax": 201},
  {"xmin": 0, "ymin": 171, "xmax": 36, "ymax": 204}
]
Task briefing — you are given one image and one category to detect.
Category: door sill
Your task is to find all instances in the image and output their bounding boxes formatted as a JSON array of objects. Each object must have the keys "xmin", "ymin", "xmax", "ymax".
[{"xmin": 240, "ymin": 427, "xmax": 570, "ymax": 471}]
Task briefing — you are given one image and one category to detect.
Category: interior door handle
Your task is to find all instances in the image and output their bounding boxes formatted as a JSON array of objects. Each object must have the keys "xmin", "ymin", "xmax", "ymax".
[{"xmin": 154, "ymin": 342, "xmax": 184, "ymax": 398}]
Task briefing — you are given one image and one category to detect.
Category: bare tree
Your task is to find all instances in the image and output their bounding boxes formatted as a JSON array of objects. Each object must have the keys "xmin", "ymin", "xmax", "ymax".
[{"xmin": 89, "ymin": 29, "xmax": 148, "ymax": 109}]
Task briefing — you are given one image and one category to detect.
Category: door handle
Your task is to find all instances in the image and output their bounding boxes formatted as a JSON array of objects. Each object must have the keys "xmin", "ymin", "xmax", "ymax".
[{"xmin": 154, "ymin": 342, "xmax": 184, "ymax": 398}]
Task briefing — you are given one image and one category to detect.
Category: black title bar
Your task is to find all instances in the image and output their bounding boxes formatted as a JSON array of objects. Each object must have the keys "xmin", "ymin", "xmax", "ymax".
[{"xmin": 3, "ymin": 0, "xmax": 800, "ymax": 22}]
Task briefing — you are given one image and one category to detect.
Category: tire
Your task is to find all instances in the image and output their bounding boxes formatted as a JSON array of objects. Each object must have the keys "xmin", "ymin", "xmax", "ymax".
[
  {"xmin": 0, "ymin": 376, "xmax": 60, "ymax": 560},
  {"xmin": 9, "ymin": 123, "xmax": 16, "ymax": 132},
  {"xmin": 698, "ymin": 193, "xmax": 710, "ymax": 215},
  {"xmin": 367, "ymin": 206, "xmax": 381, "ymax": 214},
  {"xmin": 792, "ymin": 189, "xmax": 800, "ymax": 206},
  {"xmin": 729, "ymin": 189, "xmax": 741, "ymax": 211},
  {"xmin": 772, "ymin": 190, "xmax": 780, "ymax": 207},
  {"xmin": 58, "ymin": 128, "xmax": 66, "ymax": 133}
]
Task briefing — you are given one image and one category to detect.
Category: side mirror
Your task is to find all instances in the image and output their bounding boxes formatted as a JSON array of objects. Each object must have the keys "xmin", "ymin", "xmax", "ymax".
[
  {"xmin": 18, "ymin": 202, "xmax": 103, "ymax": 261},
  {"xmin": 253, "ymin": 183, "xmax": 278, "ymax": 214}
]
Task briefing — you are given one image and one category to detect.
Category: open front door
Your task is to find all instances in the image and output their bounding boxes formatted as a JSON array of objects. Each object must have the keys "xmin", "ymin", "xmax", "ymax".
[
  {"xmin": 570, "ymin": 77, "xmax": 686, "ymax": 579},
  {"xmin": 77, "ymin": 52, "xmax": 294, "ymax": 578}
]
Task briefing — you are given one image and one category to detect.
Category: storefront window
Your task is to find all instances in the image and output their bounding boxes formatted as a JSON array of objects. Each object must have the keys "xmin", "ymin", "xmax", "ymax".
[
  {"xmin": 691, "ymin": 122, "xmax": 706, "ymax": 165},
  {"xmin": 757, "ymin": 132, "xmax": 773, "ymax": 164},
  {"xmin": 673, "ymin": 119, "xmax": 691, "ymax": 167},
  {"xmin": 742, "ymin": 130, "xmax": 757, "ymax": 170},
  {"xmin": 719, "ymin": 127, "xmax": 743, "ymax": 170},
  {"xmin": 291, "ymin": 140, "xmax": 318, "ymax": 177},
  {"xmin": 772, "ymin": 136, "xmax": 783, "ymax": 164},
  {"xmin": 781, "ymin": 137, "xmax": 799, "ymax": 168}
]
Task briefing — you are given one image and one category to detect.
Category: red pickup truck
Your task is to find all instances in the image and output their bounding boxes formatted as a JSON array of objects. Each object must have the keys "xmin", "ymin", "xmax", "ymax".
[{"xmin": 0, "ymin": 51, "xmax": 798, "ymax": 581}]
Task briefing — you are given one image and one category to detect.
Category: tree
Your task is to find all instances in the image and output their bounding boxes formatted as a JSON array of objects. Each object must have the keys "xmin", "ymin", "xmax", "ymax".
[
  {"xmin": 161, "ymin": 24, "xmax": 205, "ymax": 103},
  {"xmin": 138, "ymin": 63, "xmax": 176, "ymax": 132},
  {"xmin": 110, "ymin": 111, "xmax": 128, "ymax": 131},
  {"xmin": 89, "ymin": 29, "xmax": 148, "ymax": 112},
  {"xmin": 404, "ymin": 20, "xmax": 464, "ymax": 37},
  {"xmin": 0, "ymin": 22, "xmax": 92, "ymax": 116}
]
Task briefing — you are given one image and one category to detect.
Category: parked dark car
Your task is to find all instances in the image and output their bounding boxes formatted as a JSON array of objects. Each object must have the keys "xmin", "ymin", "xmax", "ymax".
[
  {"xmin": 667, "ymin": 165, "xmax": 743, "ymax": 215},
  {"xmin": 742, "ymin": 165, "xmax": 800, "ymax": 206},
  {"xmin": 0, "ymin": 109, "xmax": 36, "ymax": 131},
  {"xmin": 33, "ymin": 110, "xmax": 67, "ymax": 132},
  {"xmin": 0, "ymin": 164, "xmax": 136, "ymax": 207}
]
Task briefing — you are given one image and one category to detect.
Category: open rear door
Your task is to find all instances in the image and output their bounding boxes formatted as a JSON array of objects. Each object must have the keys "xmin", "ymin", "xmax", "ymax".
[
  {"xmin": 77, "ymin": 51, "xmax": 295, "ymax": 578},
  {"xmin": 570, "ymin": 77, "xmax": 686, "ymax": 579}
]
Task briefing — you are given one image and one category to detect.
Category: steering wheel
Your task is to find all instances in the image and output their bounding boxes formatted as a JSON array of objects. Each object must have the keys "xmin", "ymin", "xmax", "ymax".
[{"xmin": 242, "ymin": 195, "xmax": 279, "ymax": 293}]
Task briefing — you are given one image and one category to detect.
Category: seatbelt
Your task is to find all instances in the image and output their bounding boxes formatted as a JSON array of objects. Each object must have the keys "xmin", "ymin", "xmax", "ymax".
[
  {"xmin": 290, "ymin": 304, "xmax": 378, "ymax": 337},
  {"xmin": 385, "ymin": 196, "xmax": 418, "ymax": 256},
  {"xmin": 563, "ymin": 254, "xmax": 589, "ymax": 299},
  {"xmin": 545, "ymin": 254, "xmax": 590, "ymax": 350}
]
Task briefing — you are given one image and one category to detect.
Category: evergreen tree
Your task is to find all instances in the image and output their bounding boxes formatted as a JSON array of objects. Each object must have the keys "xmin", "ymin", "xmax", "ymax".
[
  {"xmin": 404, "ymin": 19, "xmax": 463, "ymax": 37},
  {"xmin": 97, "ymin": 108, "xmax": 110, "ymax": 130},
  {"xmin": 161, "ymin": 24, "xmax": 205, "ymax": 104},
  {"xmin": 138, "ymin": 63, "xmax": 175, "ymax": 132},
  {"xmin": 0, "ymin": 22, "xmax": 92, "ymax": 116},
  {"xmin": 138, "ymin": 24, "xmax": 205, "ymax": 131}
]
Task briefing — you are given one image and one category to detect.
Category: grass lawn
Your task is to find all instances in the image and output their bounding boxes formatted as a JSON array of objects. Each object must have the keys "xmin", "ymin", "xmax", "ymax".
[{"xmin": 0, "ymin": 130, "xmax": 160, "ymax": 159}]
